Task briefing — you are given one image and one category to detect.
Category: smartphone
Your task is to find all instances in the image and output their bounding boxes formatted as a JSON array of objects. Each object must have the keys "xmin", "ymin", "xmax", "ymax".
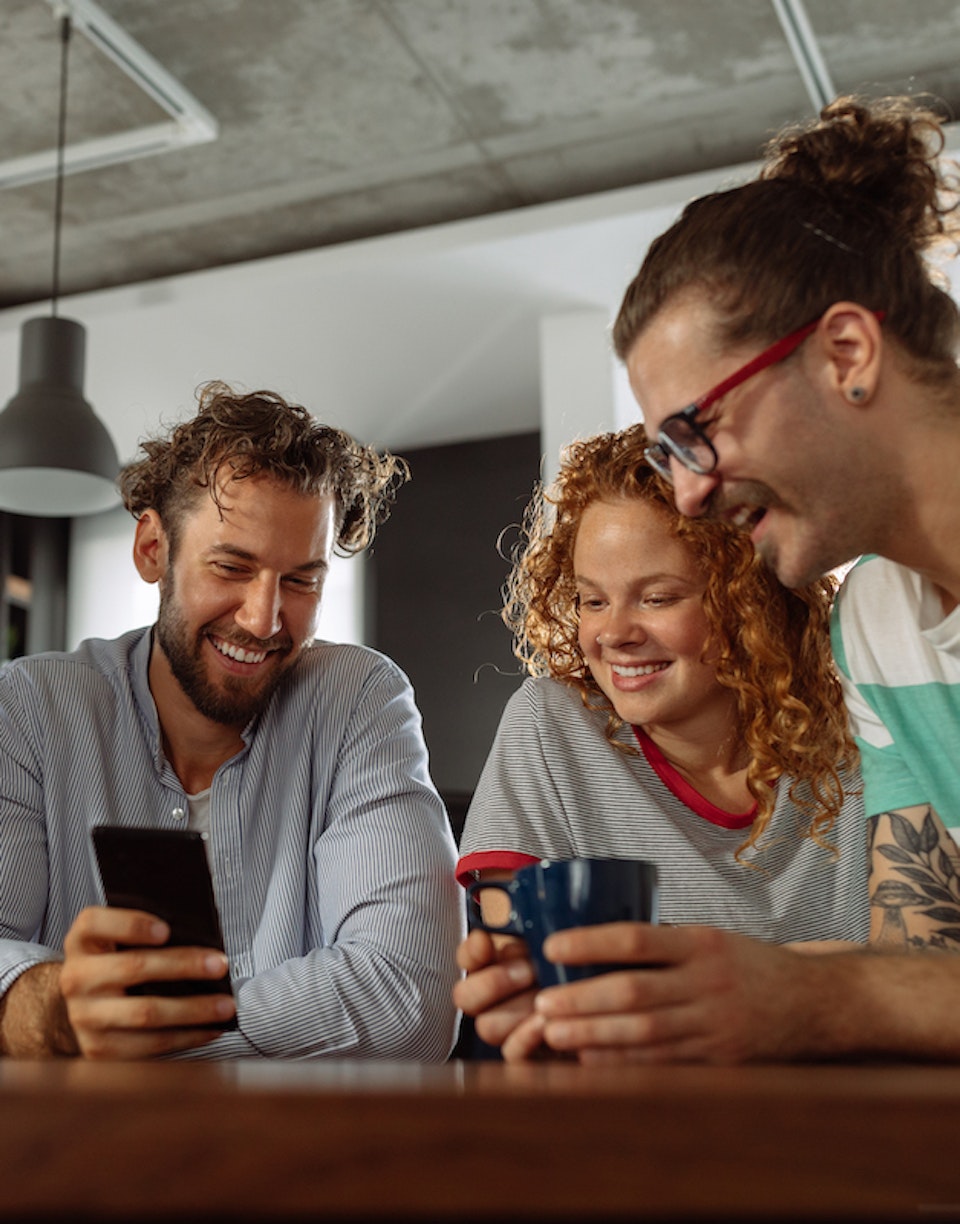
[{"xmin": 92, "ymin": 825, "xmax": 237, "ymax": 1030}]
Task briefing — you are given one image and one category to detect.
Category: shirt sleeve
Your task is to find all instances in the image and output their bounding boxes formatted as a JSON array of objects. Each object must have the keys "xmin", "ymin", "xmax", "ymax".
[
  {"xmin": 456, "ymin": 679, "xmax": 576, "ymax": 884},
  {"xmin": 836, "ymin": 668, "xmax": 929, "ymax": 818},
  {"xmin": 219, "ymin": 658, "xmax": 465, "ymax": 1063},
  {"xmin": 0, "ymin": 668, "xmax": 64, "ymax": 993},
  {"xmin": 831, "ymin": 575, "xmax": 931, "ymax": 820}
]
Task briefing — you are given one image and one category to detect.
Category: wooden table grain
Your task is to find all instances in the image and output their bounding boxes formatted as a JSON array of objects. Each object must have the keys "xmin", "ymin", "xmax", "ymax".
[{"xmin": 1, "ymin": 1056, "xmax": 959, "ymax": 1219}]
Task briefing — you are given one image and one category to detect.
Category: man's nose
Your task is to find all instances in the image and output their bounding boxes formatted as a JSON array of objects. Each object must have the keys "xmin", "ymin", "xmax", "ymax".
[
  {"xmin": 670, "ymin": 462, "xmax": 721, "ymax": 519},
  {"xmin": 235, "ymin": 575, "xmax": 282, "ymax": 640}
]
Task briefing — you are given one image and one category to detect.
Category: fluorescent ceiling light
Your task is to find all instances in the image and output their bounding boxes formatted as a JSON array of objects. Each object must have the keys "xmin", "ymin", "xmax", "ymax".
[
  {"xmin": 771, "ymin": 0, "xmax": 838, "ymax": 114},
  {"xmin": 0, "ymin": 0, "xmax": 218, "ymax": 191}
]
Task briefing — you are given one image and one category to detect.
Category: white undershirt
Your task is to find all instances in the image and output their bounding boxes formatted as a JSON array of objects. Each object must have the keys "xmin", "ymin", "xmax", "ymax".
[{"xmin": 187, "ymin": 788, "xmax": 211, "ymax": 836}]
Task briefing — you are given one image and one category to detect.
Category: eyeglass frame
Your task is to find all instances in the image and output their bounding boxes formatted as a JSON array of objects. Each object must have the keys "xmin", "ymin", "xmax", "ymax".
[{"xmin": 643, "ymin": 309, "xmax": 885, "ymax": 483}]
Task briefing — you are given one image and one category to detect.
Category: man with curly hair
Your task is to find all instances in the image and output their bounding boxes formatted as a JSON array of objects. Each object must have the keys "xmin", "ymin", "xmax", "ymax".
[{"xmin": 0, "ymin": 382, "xmax": 463, "ymax": 1061}]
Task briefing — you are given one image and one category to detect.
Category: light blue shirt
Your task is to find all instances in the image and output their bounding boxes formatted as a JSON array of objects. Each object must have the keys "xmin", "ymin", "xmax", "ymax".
[{"xmin": 0, "ymin": 628, "xmax": 464, "ymax": 1060}]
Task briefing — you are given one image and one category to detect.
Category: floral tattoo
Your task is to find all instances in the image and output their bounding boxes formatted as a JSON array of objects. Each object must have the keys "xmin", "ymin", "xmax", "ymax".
[{"xmin": 869, "ymin": 808, "xmax": 960, "ymax": 951}]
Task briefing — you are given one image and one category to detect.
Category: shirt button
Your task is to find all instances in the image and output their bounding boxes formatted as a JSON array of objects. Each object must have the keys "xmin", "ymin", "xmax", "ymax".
[{"xmin": 171, "ymin": 807, "xmax": 186, "ymax": 821}]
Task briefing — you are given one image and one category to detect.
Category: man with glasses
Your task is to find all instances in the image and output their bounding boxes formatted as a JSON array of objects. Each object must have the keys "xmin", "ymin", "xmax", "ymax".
[{"xmin": 472, "ymin": 95, "xmax": 960, "ymax": 1065}]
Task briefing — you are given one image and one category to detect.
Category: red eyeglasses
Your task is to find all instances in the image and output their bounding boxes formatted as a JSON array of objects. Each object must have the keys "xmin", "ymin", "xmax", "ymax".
[{"xmin": 644, "ymin": 310, "xmax": 885, "ymax": 483}]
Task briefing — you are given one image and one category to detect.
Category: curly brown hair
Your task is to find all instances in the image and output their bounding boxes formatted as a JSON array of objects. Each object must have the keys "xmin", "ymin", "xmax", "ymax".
[
  {"xmin": 504, "ymin": 425, "xmax": 858, "ymax": 858},
  {"xmin": 613, "ymin": 95, "xmax": 960, "ymax": 393},
  {"xmin": 119, "ymin": 381, "xmax": 409, "ymax": 556}
]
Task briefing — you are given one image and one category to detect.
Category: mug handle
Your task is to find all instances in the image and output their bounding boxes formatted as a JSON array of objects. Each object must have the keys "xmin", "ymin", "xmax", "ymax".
[{"xmin": 464, "ymin": 879, "xmax": 523, "ymax": 935}]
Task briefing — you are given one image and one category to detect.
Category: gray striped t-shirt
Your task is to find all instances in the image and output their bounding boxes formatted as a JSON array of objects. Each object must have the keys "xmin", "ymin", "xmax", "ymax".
[{"xmin": 459, "ymin": 676, "xmax": 869, "ymax": 944}]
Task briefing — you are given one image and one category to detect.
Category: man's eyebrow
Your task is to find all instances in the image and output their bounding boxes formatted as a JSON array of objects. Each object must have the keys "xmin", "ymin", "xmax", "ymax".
[{"xmin": 207, "ymin": 543, "xmax": 329, "ymax": 573}]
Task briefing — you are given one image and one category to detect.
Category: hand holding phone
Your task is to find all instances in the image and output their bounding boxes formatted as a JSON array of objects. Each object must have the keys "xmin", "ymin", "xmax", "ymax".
[{"xmin": 92, "ymin": 825, "xmax": 237, "ymax": 1030}]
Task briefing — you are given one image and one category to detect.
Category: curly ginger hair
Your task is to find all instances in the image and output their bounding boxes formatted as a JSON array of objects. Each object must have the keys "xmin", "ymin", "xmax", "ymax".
[{"xmin": 503, "ymin": 425, "xmax": 858, "ymax": 858}]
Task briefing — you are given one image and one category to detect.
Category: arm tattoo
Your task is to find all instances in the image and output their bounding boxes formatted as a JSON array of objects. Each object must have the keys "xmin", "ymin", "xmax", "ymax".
[{"xmin": 869, "ymin": 808, "xmax": 960, "ymax": 951}]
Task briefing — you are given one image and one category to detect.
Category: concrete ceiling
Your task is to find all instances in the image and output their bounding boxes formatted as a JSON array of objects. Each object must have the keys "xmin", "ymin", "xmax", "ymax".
[{"xmin": 5, "ymin": 0, "xmax": 960, "ymax": 312}]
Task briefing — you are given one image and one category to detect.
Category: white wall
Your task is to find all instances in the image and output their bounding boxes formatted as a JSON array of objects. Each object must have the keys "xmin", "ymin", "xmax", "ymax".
[{"xmin": 68, "ymin": 507, "xmax": 157, "ymax": 646}]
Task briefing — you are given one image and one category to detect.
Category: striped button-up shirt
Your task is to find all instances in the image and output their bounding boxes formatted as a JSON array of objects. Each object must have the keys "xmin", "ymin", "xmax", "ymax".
[{"xmin": 0, "ymin": 628, "xmax": 464, "ymax": 1060}]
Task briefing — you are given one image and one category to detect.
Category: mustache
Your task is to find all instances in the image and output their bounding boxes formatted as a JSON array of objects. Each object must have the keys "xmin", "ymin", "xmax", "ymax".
[{"xmin": 706, "ymin": 480, "xmax": 786, "ymax": 520}]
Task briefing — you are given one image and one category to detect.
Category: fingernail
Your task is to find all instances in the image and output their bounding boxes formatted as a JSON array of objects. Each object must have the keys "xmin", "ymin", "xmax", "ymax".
[
  {"xmin": 215, "ymin": 997, "xmax": 235, "ymax": 1017},
  {"xmin": 535, "ymin": 990, "xmax": 555, "ymax": 1014},
  {"xmin": 205, "ymin": 953, "xmax": 228, "ymax": 975},
  {"xmin": 505, "ymin": 959, "xmax": 534, "ymax": 985},
  {"xmin": 150, "ymin": 921, "xmax": 169, "ymax": 941}
]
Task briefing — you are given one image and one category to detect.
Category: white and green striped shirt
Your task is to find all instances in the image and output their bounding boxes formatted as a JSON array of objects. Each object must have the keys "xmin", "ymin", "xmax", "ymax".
[{"xmin": 831, "ymin": 554, "xmax": 960, "ymax": 836}]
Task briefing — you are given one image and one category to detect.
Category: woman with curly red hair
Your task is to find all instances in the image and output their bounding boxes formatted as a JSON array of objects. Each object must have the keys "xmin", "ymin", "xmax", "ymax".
[{"xmin": 454, "ymin": 424, "xmax": 867, "ymax": 1060}]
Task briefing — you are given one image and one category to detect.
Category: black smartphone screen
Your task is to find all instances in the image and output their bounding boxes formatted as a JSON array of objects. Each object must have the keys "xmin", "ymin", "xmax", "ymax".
[{"xmin": 92, "ymin": 825, "xmax": 237, "ymax": 1029}]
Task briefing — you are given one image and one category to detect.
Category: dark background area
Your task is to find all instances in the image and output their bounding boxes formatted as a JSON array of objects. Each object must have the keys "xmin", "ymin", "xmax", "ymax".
[
  {"xmin": 368, "ymin": 430, "xmax": 541, "ymax": 842},
  {"xmin": 0, "ymin": 513, "xmax": 69, "ymax": 663}
]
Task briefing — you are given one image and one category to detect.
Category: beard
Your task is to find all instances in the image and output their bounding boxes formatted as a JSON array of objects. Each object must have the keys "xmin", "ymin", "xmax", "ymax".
[{"xmin": 155, "ymin": 573, "xmax": 298, "ymax": 728}]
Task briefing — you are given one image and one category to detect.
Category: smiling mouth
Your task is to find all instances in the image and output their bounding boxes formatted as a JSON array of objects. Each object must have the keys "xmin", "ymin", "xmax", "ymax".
[
  {"xmin": 611, "ymin": 662, "xmax": 669, "ymax": 678},
  {"xmin": 210, "ymin": 635, "xmax": 272, "ymax": 665}
]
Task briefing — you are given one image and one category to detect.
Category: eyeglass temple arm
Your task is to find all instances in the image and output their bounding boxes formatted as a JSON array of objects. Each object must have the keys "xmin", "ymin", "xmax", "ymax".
[{"xmin": 694, "ymin": 309, "xmax": 886, "ymax": 415}]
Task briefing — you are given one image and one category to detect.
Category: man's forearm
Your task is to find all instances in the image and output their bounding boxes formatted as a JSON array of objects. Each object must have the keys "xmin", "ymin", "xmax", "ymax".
[
  {"xmin": 0, "ymin": 962, "xmax": 78, "ymax": 1057},
  {"xmin": 533, "ymin": 923, "xmax": 960, "ymax": 1065},
  {"xmin": 794, "ymin": 946, "xmax": 960, "ymax": 1061}
]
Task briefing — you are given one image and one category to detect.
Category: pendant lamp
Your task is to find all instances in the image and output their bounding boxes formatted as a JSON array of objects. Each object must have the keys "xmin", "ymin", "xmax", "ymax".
[{"xmin": 0, "ymin": 11, "xmax": 120, "ymax": 517}]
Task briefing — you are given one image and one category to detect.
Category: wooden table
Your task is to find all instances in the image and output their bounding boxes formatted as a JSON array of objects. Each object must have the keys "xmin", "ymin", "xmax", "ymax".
[{"xmin": 2, "ymin": 1056, "xmax": 960, "ymax": 1220}]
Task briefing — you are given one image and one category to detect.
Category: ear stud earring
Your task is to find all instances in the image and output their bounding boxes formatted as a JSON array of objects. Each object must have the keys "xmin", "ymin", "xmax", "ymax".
[{"xmin": 847, "ymin": 386, "xmax": 867, "ymax": 403}]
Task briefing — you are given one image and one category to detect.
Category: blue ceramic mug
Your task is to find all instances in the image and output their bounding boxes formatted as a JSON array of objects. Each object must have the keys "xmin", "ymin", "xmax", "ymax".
[{"xmin": 465, "ymin": 857, "xmax": 659, "ymax": 987}]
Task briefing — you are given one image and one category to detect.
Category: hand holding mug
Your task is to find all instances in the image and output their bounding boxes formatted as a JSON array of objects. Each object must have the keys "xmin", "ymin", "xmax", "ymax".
[{"xmin": 465, "ymin": 857, "xmax": 659, "ymax": 987}]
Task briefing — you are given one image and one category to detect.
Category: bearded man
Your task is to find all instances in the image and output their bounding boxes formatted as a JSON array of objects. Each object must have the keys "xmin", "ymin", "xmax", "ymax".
[{"xmin": 0, "ymin": 382, "xmax": 462, "ymax": 1061}]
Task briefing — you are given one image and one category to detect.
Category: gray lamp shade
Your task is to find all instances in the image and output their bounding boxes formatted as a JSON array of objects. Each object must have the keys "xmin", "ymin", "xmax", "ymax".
[{"xmin": 0, "ymin": 316, "xmax": 121, "ymax": 517}]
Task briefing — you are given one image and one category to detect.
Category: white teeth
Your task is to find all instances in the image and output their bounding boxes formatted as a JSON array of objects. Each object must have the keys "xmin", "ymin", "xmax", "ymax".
[
  {"xmin": 612, "ymin": 662, "xmax": 669, "ymax": 677},
  {"xmin": 214, "ymin": 638, "xmax": 267, "ymax": 665}
]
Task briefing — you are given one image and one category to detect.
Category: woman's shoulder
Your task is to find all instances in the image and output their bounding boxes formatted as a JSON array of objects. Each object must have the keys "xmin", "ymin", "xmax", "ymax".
[
  {"xmin": 494, "ymin": 676, "xmax": 632, "ymax": 764},
  {"xmin": 508, "ymin": 674, "xmax": 605, "ymax": 722}
]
